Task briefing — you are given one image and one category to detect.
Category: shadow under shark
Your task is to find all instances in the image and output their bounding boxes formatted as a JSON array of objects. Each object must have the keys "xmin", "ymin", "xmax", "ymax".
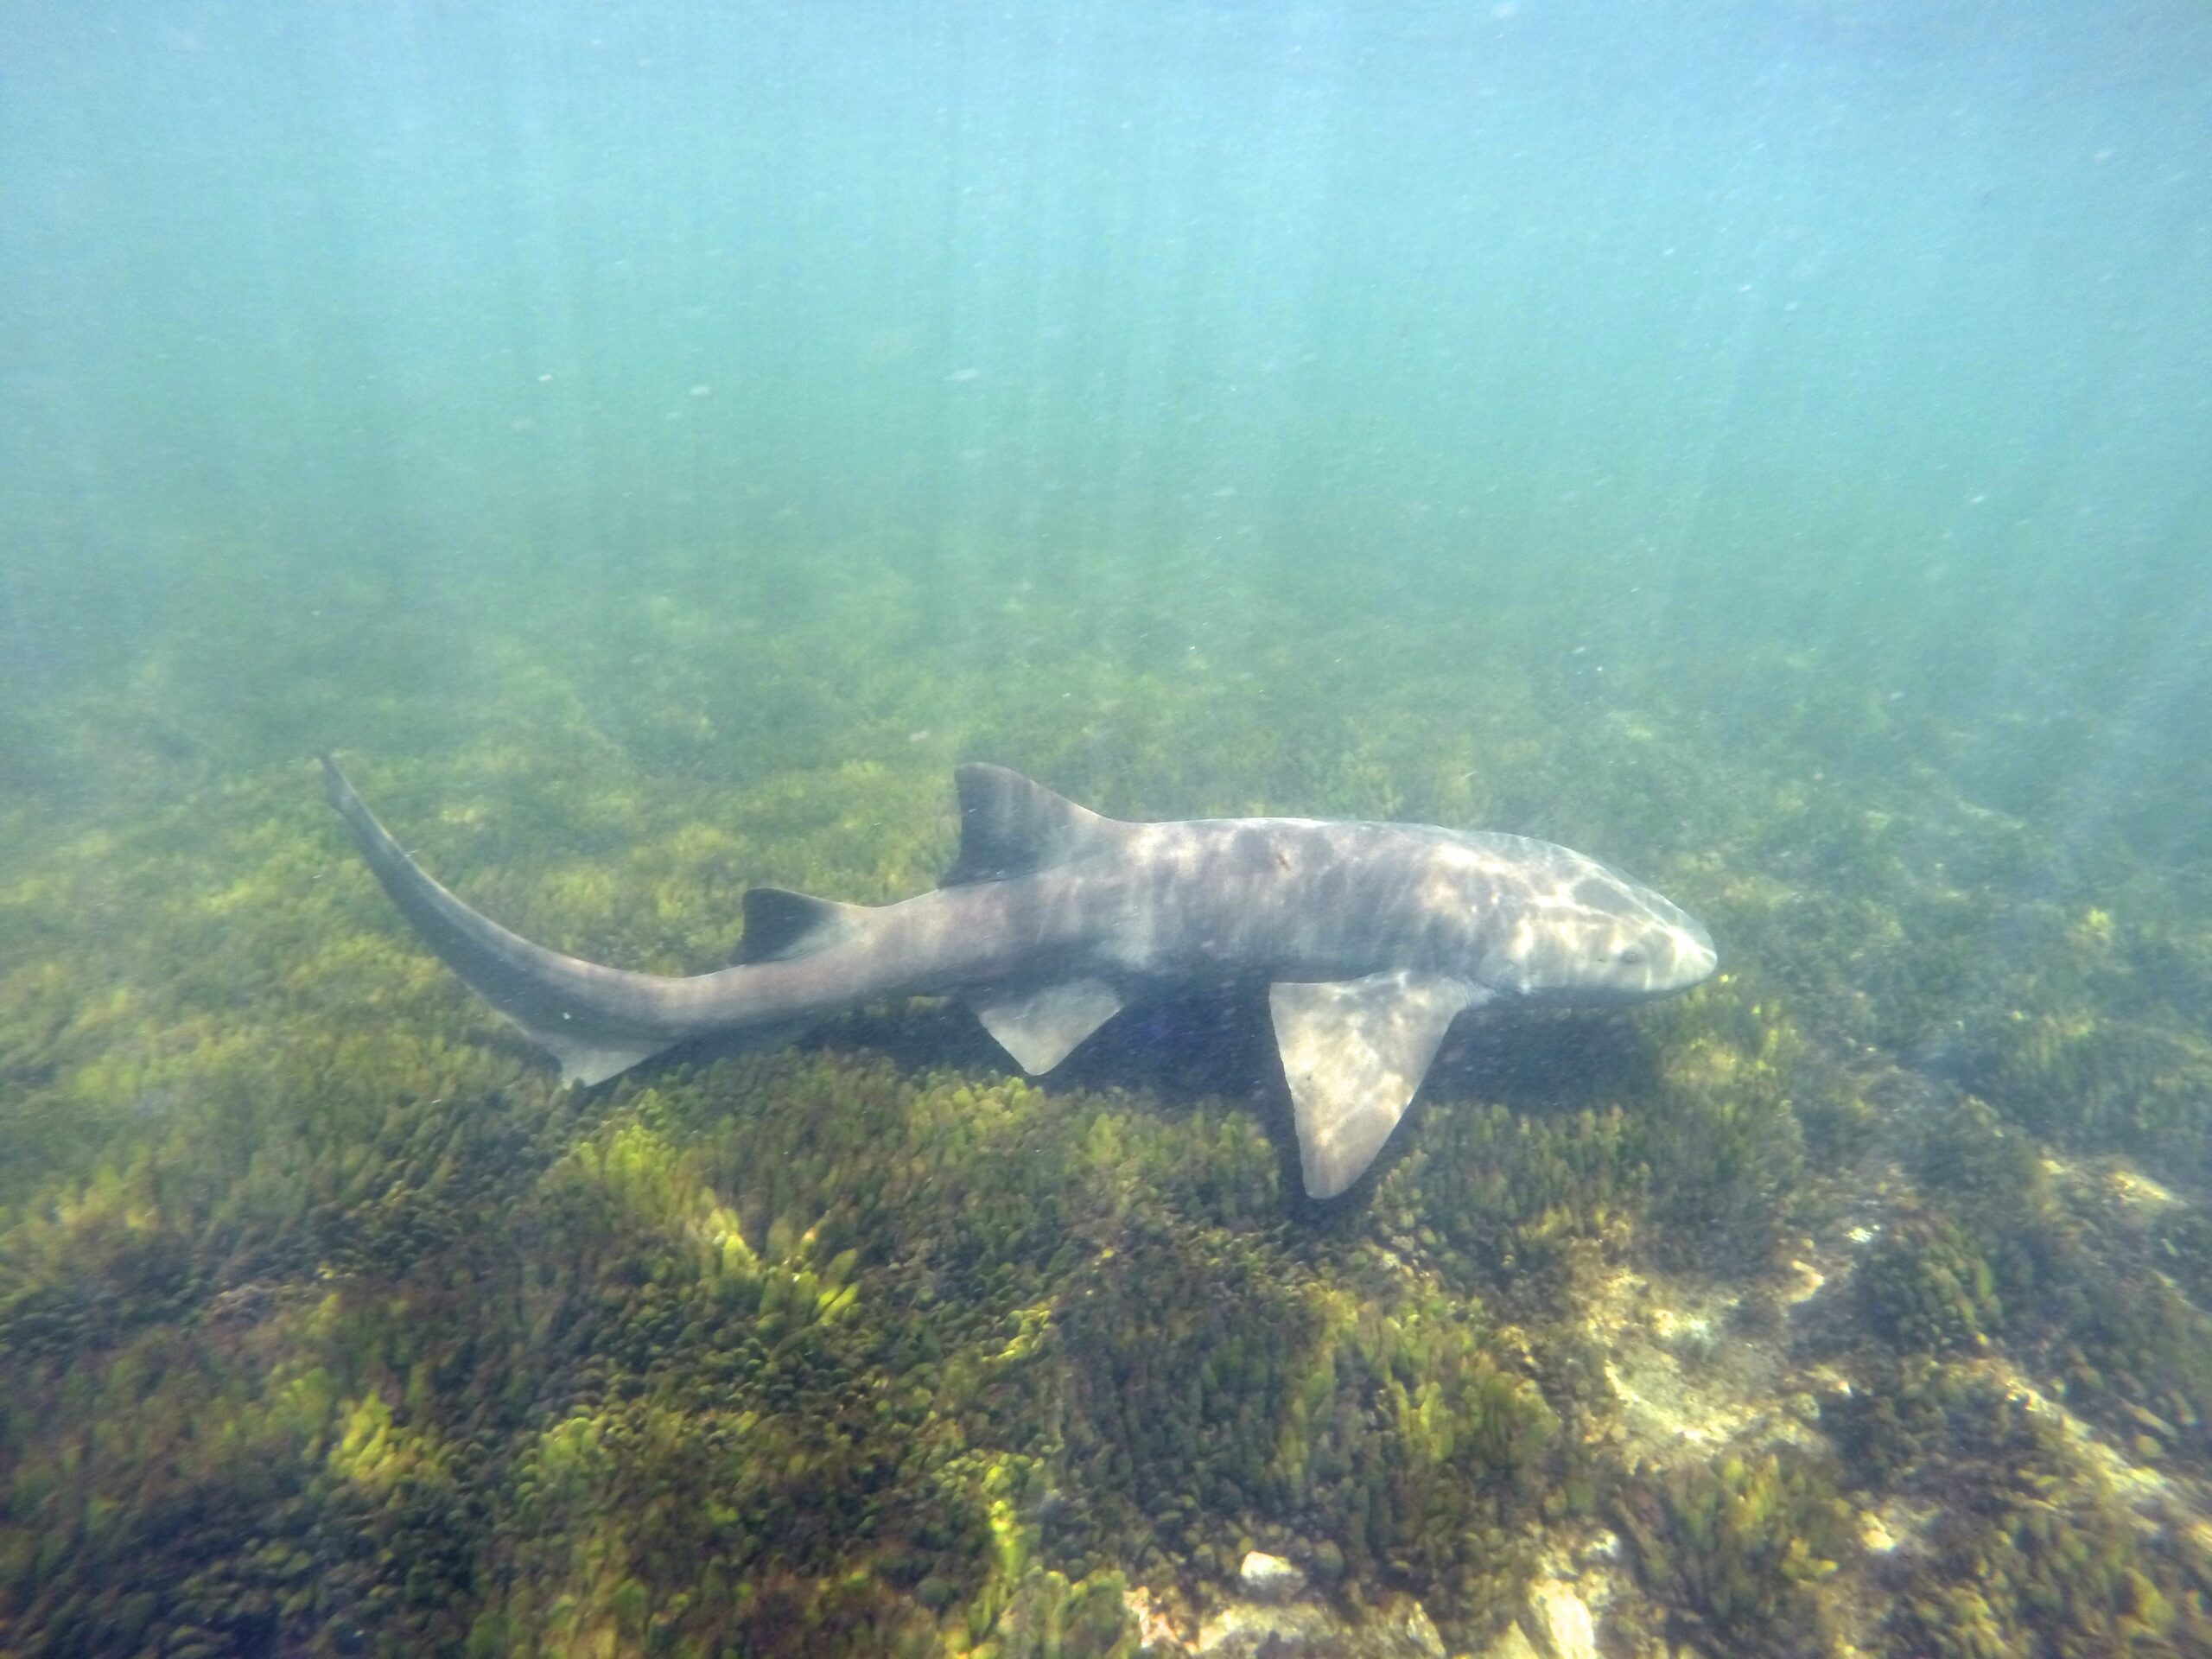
[{"xmin": 323, "ymin": 759, "xmax": 1716, "ymax": 1198}]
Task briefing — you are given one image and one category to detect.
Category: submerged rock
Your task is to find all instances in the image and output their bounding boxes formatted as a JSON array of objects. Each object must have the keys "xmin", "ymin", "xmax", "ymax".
[
  {"xmin": 1238, "ymin": 1548, "xmax": 1306, "ymax": 1604},
  {"xmin": 1478, "ymin": 1624, "xmax": 1542, "ymax": 1659},
  {"xmin": 1525, "ymin": 1580, "xmax": 1598, "ymax": 1659},
  {"xmin": 1193, "ymin": 1592, "xmax": 1444, "ymax": 1658}
]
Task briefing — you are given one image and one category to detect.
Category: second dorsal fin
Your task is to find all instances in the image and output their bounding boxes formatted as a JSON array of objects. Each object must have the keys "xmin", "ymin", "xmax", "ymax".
[
  {"xmin": 942, "ymin": 765, "xmax": 1116, "ymax": 887},
  {"xmin": 734, "ymin": 887, "xmax": 864, "ymax": 963}
]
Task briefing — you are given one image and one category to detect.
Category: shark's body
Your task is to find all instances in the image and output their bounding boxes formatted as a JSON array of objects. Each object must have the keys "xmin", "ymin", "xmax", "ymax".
[{"xmin": 324, "ymin": 759, "xmax": 1715, "ymax": 1198}]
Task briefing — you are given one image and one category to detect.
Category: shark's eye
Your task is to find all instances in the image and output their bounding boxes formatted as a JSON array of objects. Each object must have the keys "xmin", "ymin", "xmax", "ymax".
[{"xmin": 1616, "ymin": 946, "xmax": 1646, "ymax": 966}]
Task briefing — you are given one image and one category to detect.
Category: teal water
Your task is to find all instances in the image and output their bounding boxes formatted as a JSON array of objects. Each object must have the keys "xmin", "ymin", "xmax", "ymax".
[
  {"xmin": 3, "ymin": 3, "xmax": 2211, "ymax": 1655},
  {"xmin": 7, "ymin": 3, "xmax": 2207, "ymax": 777}
]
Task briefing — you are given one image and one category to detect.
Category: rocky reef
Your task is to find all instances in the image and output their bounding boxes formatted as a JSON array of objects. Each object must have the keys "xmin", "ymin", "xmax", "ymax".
[{"xmin": 3, "ymin": 584, "xmax": 2210, "ymax": 1658}]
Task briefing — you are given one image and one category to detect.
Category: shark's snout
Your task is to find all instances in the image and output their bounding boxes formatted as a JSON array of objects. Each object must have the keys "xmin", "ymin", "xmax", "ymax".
[
  {"xmin": 1667, "ymin": 912, "xmax": 1719, "ymax": 989},
  {"xmin": 1637, "ymin": 889, "xmax": 1717, "ymax": 992}
]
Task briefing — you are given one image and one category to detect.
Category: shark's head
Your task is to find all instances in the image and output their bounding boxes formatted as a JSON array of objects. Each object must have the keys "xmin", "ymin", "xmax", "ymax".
[{"xmin": 1477, "ymin": 853, "xmax": 1717, "ymax": 1005}]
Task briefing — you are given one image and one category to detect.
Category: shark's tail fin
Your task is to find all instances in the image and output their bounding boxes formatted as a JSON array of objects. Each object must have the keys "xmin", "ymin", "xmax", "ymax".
[{"xmin": 321, "ymin": 756, "xmax": 684, "ymax": 1085}]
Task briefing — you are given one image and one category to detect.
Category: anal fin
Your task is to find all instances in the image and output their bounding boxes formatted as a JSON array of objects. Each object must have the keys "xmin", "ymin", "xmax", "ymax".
[
  {"xmin": 1270, "ymin": 971, "xmax": 1487, "ymax": 1199},
  {"xmin": 520, "ymin": 1016, "xmax": 676, "ymax": 1088},
  {"xmin": 530, "ymin": 1014, "xmax": 818, "ymax": 1088},
  {"xmin": 970, "ymin": 979, "xmax": 1124, "ymax": 1073}
]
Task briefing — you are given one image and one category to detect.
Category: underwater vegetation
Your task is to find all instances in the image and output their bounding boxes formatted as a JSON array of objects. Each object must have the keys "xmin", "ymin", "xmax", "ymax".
[
  {"xmin": 3, "ymin": 582, "xmax": 2211, "ymax": 1656},
  {"xmin": 1614, "ymin": 1447, "xmax": 1859, "ymax": 1657},
  {"xmin": 1834, "ymin": 1355, "xmax": 2212, "ymax": 1659}
]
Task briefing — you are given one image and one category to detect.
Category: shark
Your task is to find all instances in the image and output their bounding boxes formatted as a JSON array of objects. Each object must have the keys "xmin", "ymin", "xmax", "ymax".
[{"xmin": 323, "ymin": 757, "xmax": 1717, "ymax": 1198}]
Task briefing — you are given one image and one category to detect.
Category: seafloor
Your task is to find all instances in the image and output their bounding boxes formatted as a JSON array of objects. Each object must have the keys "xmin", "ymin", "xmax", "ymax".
[{"xmin": 2, "ymin": 560, "xmax": 2209, "ymax": 1658}]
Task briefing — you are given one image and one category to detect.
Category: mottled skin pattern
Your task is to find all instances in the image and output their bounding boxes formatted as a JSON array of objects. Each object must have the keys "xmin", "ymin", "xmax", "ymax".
[
  {"xmin": 1079, "ymin": 817, "xmax": 1713, "ymax": 999},
  {"xmin": 325, "ymin": 759, "xmax": 1715, "ymax": 1197}
]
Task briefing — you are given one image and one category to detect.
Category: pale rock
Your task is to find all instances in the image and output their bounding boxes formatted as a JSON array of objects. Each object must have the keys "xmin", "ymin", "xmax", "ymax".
[
  {"xmin": 1239, "ymin": 1549, "xmax": 1306, "ymax": 1605},
  {"xmin": 1196, "ymin": 1602, "xmax": 1338, "ymax": 1657},
  {"xmin": 1525, "ymin": 1581, "xmax": 1598, "ymax": 1659},
  {"xmin": 1194, "ymin": 1592, "xmax": 1445, "ymax": 1658},
  {"xmin": 1376, "ymin": 1599, "xmax": 1446, "ymax": 1659},
  {"xmin": 1479, "ymin": 1623, "xmax": 1543, "ymax": 1659}
]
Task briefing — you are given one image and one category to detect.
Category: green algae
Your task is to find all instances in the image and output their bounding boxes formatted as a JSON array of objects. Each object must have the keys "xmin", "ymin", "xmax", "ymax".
[
  {"xmin": 1615, "ymin": 1447, "xmax": 1858, "ymax": 1658},
  {"xmin": 1878, "ymin": 1097, "xmax": 2212, "ymax": 1481},
  {"xmin": 1834, "ymin": 1357, "xmax": 2212, "ymax": 1659},
  {"xmin": 0, "ymin": 1017, "xmax": 1593, "ymax": 1653},
  {"xmin": 1857, "ymin": 1213, "xmax": 2004, "ymax": 1356},
  {"xmin": 0, "ymin": 987, "xmax": 1570, "ymax": 1654}
]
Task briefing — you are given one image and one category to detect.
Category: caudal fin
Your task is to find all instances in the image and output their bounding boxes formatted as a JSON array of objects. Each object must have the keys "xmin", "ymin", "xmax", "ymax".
[{"xmin": 321, "ymin": 755, "xmax": 682, "ymax": 1084}]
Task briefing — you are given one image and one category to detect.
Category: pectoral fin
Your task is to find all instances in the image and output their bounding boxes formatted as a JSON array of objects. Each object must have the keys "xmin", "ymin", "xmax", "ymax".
[
  {"xmin": 1270, "ymin": 972, "xmax": 1487, "ymax": 1199},
  {"xmin": 970, "ymin": 978, "xmax": 1124, "ymax": 1073}
]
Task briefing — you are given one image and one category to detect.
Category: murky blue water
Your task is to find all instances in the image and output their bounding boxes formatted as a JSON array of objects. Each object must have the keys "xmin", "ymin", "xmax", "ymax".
[{"xmin": 6, "ymin": 1, "xmax": 2206, "ymax": 756}]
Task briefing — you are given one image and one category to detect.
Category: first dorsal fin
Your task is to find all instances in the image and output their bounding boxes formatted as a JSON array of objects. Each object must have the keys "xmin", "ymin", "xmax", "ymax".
[
  {"xmin": 734, "ymin": 887, "xmax": 864, "ymax": 963},
  {"xmin": 942, "ymin": 765, "xmax": 1116, "ymax": 887}
]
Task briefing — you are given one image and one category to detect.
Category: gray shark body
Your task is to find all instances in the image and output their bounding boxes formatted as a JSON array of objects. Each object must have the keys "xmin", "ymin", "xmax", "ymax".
[{"xmin": 324, "ymin": 759, "xmax": 1716, "ymax": 1198}]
